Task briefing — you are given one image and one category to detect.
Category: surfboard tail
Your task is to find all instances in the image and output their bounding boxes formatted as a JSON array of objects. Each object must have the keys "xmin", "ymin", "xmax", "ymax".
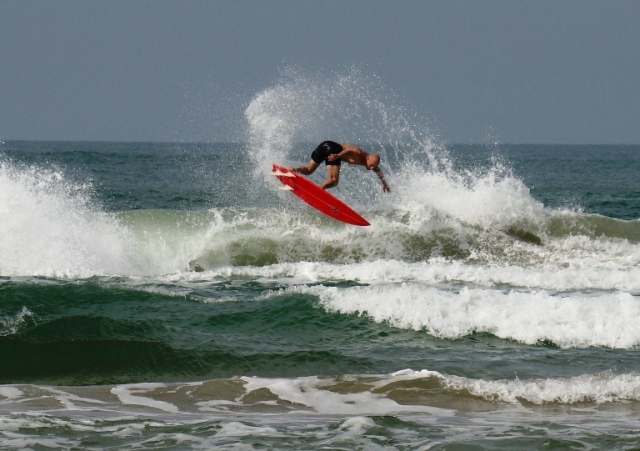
[{"xmin": 272, "ymin": 165, "xmax": 295, "ymax": 177}]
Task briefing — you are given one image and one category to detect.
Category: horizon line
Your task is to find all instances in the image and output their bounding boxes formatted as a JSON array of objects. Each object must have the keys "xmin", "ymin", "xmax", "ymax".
[{"xmin": 3, "ymin": 139, "xmax": 640, "ymax": 147}]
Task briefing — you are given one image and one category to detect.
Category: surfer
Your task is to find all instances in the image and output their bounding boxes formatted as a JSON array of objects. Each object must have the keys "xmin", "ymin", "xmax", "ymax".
[{"xmin": 293, "ymin": 141, "xmax": 391, "ymax": 192}]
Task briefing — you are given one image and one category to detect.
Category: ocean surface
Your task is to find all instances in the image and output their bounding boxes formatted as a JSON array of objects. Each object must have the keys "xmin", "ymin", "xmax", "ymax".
[{"xmin": 2, "ymin": 79, "xmax": 640, "ymax": 449}]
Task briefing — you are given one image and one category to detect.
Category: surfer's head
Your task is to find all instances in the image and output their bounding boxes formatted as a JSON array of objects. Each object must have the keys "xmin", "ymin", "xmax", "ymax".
[{"xmin": 365, "ymin": 153, "xmax": 381, "ymax": 170}]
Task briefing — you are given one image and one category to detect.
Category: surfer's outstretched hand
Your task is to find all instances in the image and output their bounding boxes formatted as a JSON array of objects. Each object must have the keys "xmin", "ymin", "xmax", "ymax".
[{"xmin": 373, "ymin": 167, "xmax": 390, "ymax": 193}]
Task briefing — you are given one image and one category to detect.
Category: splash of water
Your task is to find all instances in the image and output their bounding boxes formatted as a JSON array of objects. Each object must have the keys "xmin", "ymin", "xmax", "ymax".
[
  {"xmin": 0, "ymin": 156, "xmax": 135, "ymax": 277},
  {"xmin": 245, "ymin": 67, "xmax": 443, "ymax": 180},
  {"xmin": 244, "ymin": 67, "xmax": 546, "ymax": 230}
]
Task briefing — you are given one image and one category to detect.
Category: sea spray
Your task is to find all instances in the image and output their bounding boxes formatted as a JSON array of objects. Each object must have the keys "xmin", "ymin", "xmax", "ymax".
[
  {"xmin": 243, "ymin": 68, "xmax": 548, "ymax": 235},
  {"xmin": 0, "ymin": 156, "xmax": 134, "ymax": 277},
  {"xmin": 244, "ymin": 67, "xmax": 442, "ymax": 200}
]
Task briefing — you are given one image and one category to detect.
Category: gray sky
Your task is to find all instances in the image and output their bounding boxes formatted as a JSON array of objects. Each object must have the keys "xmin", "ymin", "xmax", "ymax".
[{"xmin": 1, "ymin": 0, "xmax": 638, "ymax": 144}]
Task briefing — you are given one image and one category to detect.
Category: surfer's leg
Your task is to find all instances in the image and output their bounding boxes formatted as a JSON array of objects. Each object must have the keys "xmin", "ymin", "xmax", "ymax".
[
  {"xmin": 320, "ymin": 165, "xmax": 340, "ymax": 190},
  {"xmin": 294, "ymin": 159, "xmax": 320, "ymax": 175}
]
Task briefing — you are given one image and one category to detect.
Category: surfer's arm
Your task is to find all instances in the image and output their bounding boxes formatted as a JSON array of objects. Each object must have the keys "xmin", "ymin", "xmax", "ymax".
[{"xmin": 374, "ymin": 167, "xmax": 390, "ymax": 192}]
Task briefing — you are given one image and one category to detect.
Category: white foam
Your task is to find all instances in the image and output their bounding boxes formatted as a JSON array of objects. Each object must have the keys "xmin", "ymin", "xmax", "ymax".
[
  {"xmin": 158, "ymin": 258, "xmax": 640, "ymax": 295},
  {"xmin": 0, "ymin": 306, "xmax": 34, "ymax": 336},
  {"xmin": 234, "ymin": 368, "xmax": 640, "ymax": 414},
  {"xmin": 215, "ymin": 421, "xmax": 280, "ymax": 437},
  {"xmin": 0, "ymin": 158, "xmax": 135, "ymax": 277},
  {"xmin": 0, "ymin": 387, "xmax": 23, "ymax": 400},
  {"xmin": 241, "ymin": 376, "xmax": 447, "ymax": 416},
  {"xmin": 338, "ymin": 416, "xmax": 376, "ymax": 433},
  {"xmin": 111, "ymin": 384, "xmax": 179, "ymax": 413},
  {"xmin": 395, "ymin": 369, "xmax": 640, "ymax": 405},
  {"xmin": 0, "ymin": 433, "xmax": 77, "ymax": 450},
  {"xmin": 299, "ymin": 283, "xmax": 640, "ymax": 348},
  {"xmin": 0, "ymin": 158, "xmax": 231, "ymax": 277},
  {"xmin": 41, "ymin": 386, "xmax": 108, "ymax": 411},
  {"xmin": 2, "ymin": 369, "xmax": 638, "ymax": 430},
  {"xmin": 395, "ymin": 162, "xmax": 547, "ymax": 230}
]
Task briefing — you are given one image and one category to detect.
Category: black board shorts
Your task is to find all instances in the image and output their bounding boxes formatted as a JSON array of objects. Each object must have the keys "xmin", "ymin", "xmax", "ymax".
[{"xmin": 311, "ymin": 141, "xmax": 342, "ymax": 166}]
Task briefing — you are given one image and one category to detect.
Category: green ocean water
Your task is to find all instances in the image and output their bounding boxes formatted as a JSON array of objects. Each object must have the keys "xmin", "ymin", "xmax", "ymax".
[{"xmin": 2, "ymin": 74, "xmax": 640, "ymax": 448}]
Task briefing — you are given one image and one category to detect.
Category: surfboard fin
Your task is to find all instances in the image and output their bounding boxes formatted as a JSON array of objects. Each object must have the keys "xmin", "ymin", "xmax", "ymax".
[
  {"xmin": 279, "ymin": 185, "xmax": 293, "ymax": 191},
  {"xmin": 272, "ymin": 170, "xmax": 295, "ymax": 177}
]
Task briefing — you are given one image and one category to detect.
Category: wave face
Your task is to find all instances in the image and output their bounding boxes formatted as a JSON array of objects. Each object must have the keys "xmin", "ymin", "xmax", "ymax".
[{"xmin": 1, "ymin": 71, "xmax": 640, "ymax": 449}]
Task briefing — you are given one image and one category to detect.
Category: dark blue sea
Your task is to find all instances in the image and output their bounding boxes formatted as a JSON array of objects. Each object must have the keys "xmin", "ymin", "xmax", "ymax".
[{"xmin": 1, "ymin": 78, "xmax": 640, "ymax": 449}]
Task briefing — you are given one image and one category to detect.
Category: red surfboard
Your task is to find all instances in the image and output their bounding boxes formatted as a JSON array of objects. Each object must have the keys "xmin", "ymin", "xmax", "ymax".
[{"xmin": 272, "ymin": 164, "xmax": 370, "ymax": 226}]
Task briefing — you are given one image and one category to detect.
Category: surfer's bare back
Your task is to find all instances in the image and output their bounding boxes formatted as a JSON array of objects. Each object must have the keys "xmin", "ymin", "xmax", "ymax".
[{"xmin": 293, "ymin": 141, "xmax": 391, "ymax": 192}]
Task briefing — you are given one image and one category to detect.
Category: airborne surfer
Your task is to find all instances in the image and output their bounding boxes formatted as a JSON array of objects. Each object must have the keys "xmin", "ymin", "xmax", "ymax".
[{"xmin": 292, "ymin": 141, "xmax": 391, "ymax": 192}]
